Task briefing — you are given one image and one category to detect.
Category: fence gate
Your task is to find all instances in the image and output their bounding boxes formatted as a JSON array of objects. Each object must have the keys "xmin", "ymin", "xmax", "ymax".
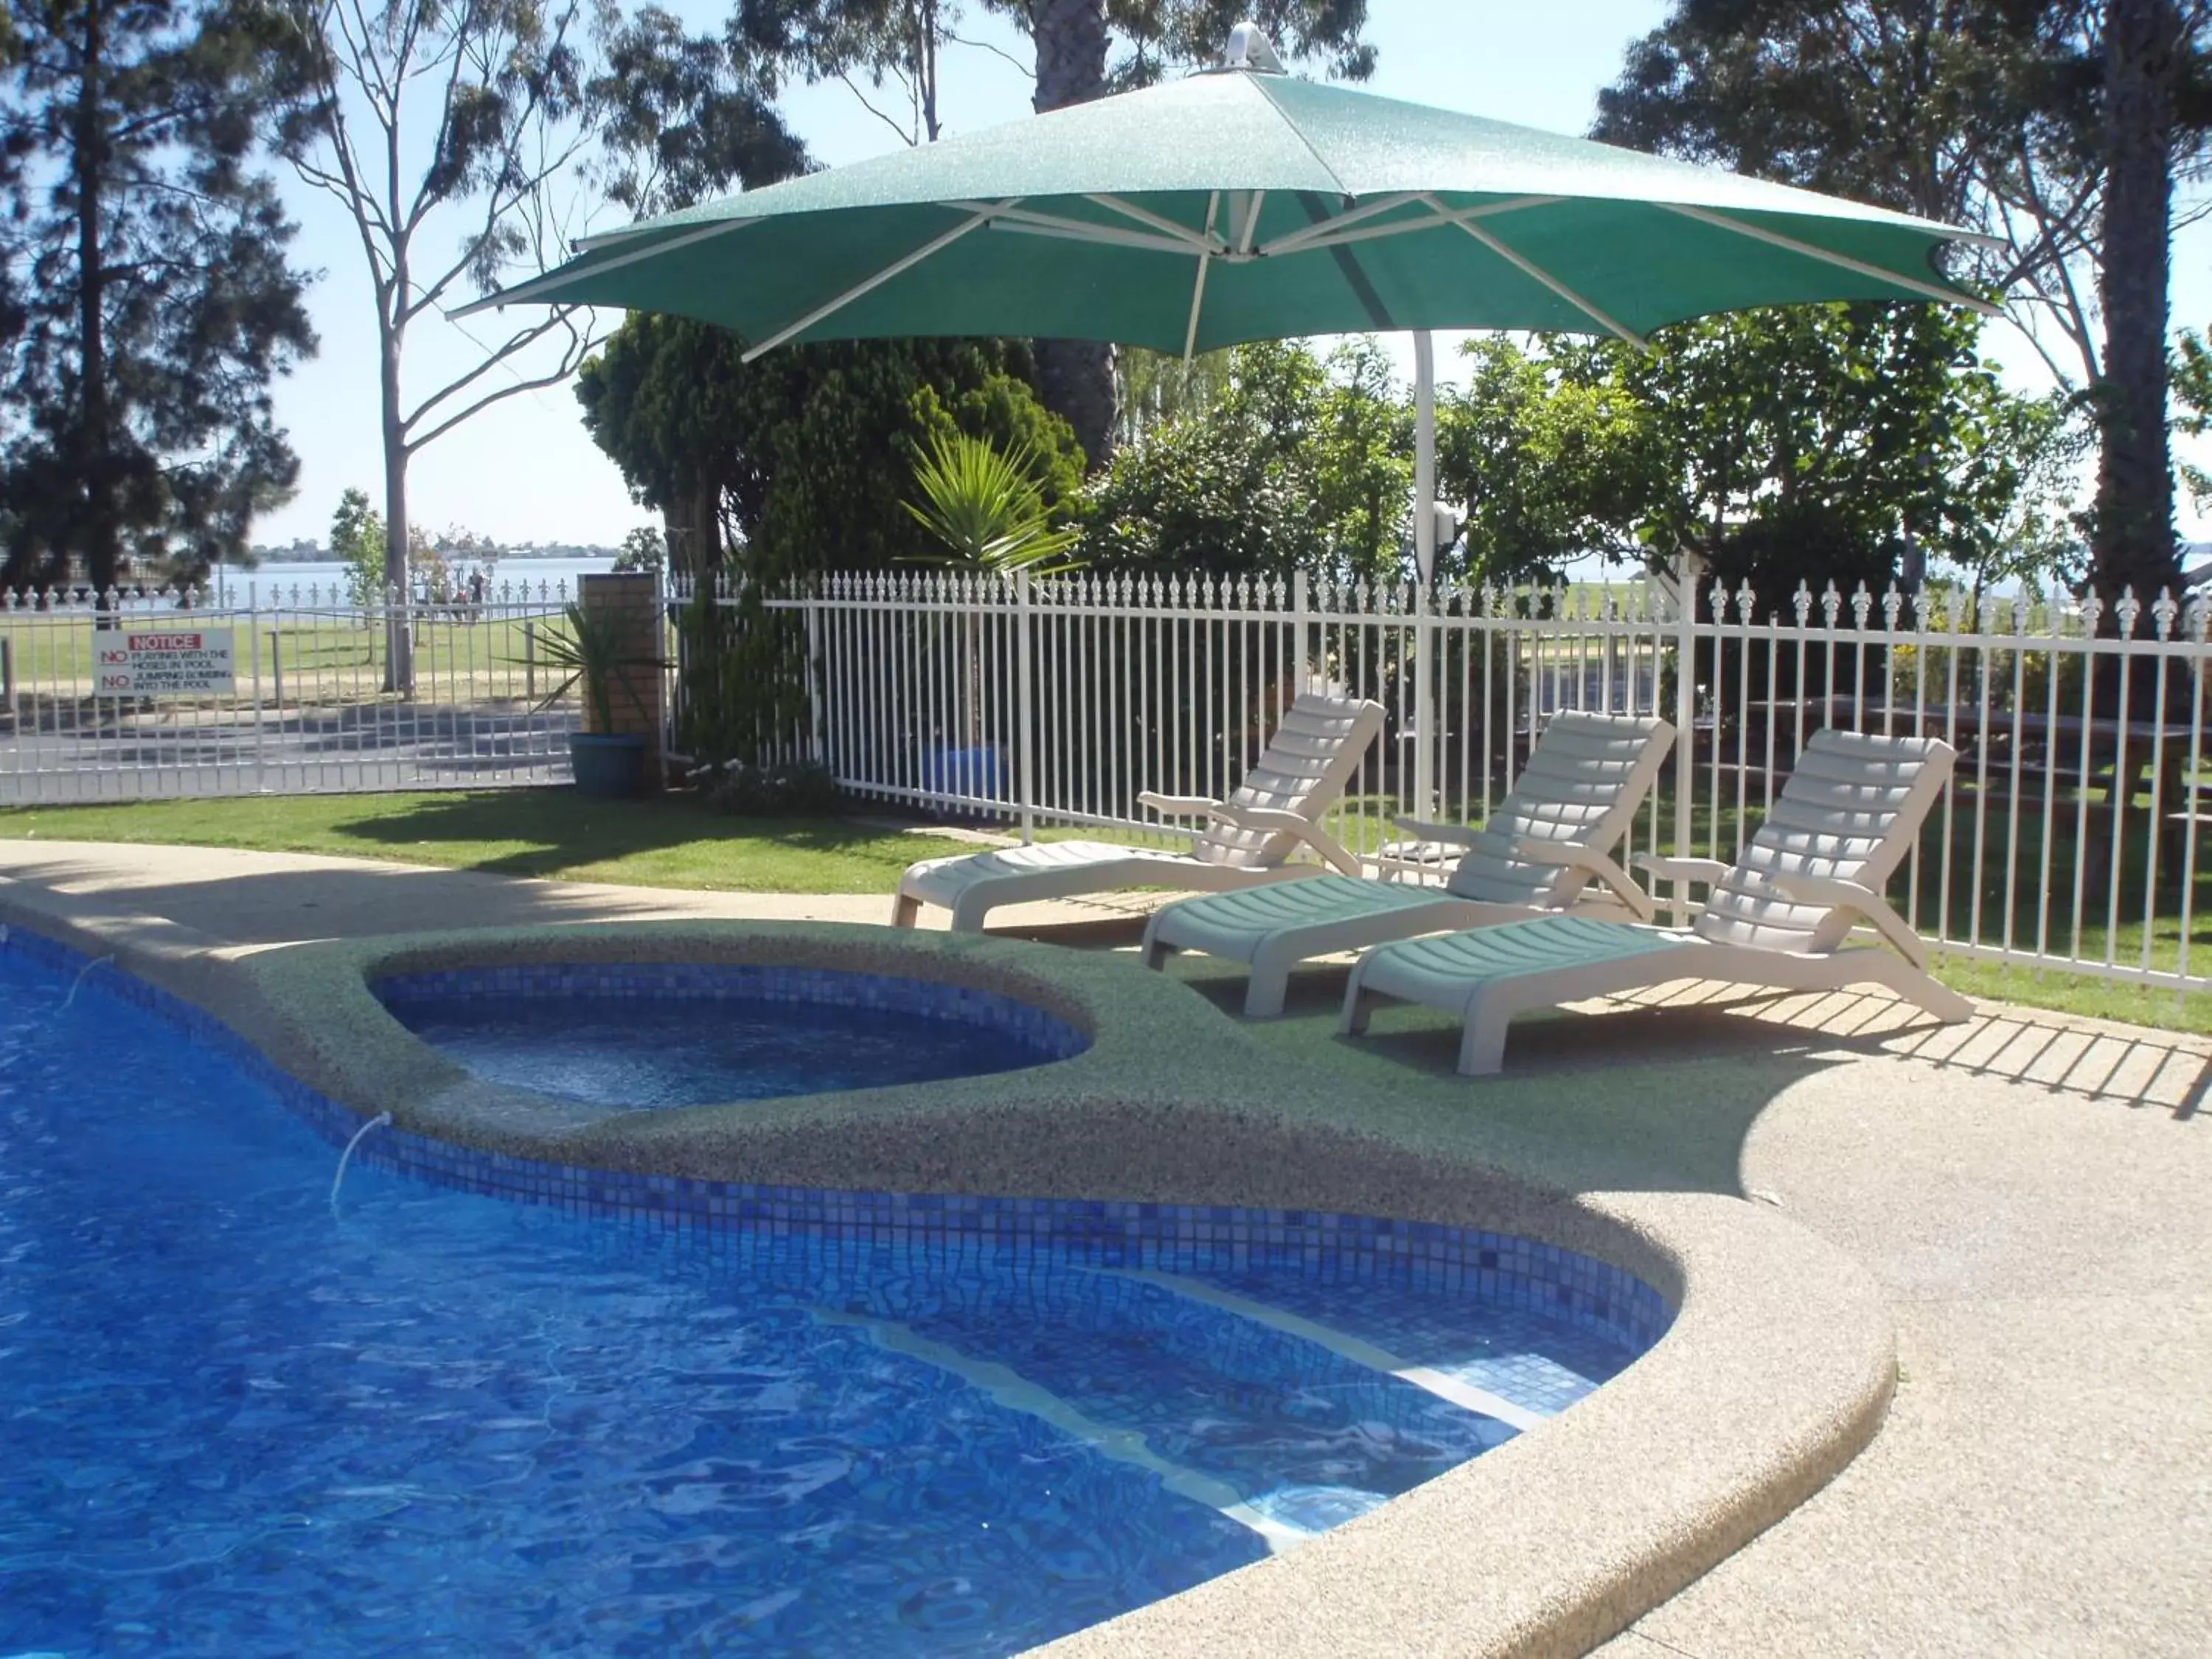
[{"xmin": 0, "ymin": 582, "xmax": 581, "ymax": 804}]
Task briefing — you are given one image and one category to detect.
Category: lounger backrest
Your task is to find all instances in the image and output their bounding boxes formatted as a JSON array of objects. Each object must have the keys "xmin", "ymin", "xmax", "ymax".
[
  {"xmin": 1693, "ymin": 729, "xmax": 1957, "ymax": 953},
  {"xmin": 1444, "ymin": 712, "xmax": 1676, "ymax": 906},
  {"xmin": 1192, "ymin": 692, "xmax": 1388, "ymax": 868}
]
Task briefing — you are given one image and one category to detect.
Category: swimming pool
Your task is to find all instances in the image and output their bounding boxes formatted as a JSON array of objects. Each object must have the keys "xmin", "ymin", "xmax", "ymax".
[
  {"xmin": 375, "ymin": 963, "xmax": 1088, "ymax": 1110},
  {"xmin": 0, "ymin": 933, "xmax": 1660, "ymax": 1657}
]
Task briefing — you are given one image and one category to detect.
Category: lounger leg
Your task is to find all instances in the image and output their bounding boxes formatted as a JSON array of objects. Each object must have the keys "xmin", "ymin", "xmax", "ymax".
[
  {"xmin": 1915, "ymin": 979, "xmax": 1976, "ymax": 1023},
  {"xmin": 890, "ymin": 891, "xmax": 922, "ymax": 928},
  {"xmin": 1455, "ymin": 995, "xmax": 1511, "ymax": 1078},
  {"xmin": 1139, "ymin": 918, "xmax": 1173, "ymax": 972},
  {"xmin": 1243, "ymin": 942, "xmax": 1297, "ymax": 1019},
  {"xmin": 1339, "ymin": 969, "xmax": 1380, "ymax": 1037},
  {"xmin": 949, "ymin": 892, "xmax": 994, "ymax": 933},
  {"xmin": 1855, "ymin": 953, "xmax": 1975, "ymax": 1023}
]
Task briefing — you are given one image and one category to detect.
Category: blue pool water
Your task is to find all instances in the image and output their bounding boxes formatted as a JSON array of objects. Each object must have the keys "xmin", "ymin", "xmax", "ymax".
[
  {"xmin": 376, "ymin": 965, "xmax": 1083, "ymax": 1110},
  {"xmin": 0, "ymin": 942, "xmax": 1648, "ymax": 1657}
]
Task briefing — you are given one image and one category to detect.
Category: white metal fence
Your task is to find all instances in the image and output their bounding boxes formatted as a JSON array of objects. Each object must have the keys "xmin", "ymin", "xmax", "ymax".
[
  {"xmin": 13, "ymin": 566, "xmax": 2211, "ymax": 997},
  {"xmin": 696, "ymin": 568, "xmax": 2212, "ymax": 995},
  {"xmin": 0, "ymin": 582, "xmax": 580, "ymax": 802}
]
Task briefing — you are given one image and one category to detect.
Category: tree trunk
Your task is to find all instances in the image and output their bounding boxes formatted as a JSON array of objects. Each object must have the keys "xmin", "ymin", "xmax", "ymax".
[
  {"xmin": 75, "ymin": 0, "xmax": 117, "ymax": 596},
  {"xmin": 380, "ymin": 307, "xmax": 414, "ymax": 692},
  {"xmin": 2091, "ymin": 0, "xmax": 2181, "ymax": 613},
  {"xmin": 1029, "ymin": 0, "xmax": 1116, "ymax": 470},
  {"xmin": 918, "ymin": 0, "xmax": 942, "ymax": 142}
]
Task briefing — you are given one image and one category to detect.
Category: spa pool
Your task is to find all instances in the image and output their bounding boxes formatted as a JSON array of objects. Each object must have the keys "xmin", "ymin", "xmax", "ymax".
[
  {"xmin": 373, "ymin": 962, "xmax": 1088, "ymax": 1110},
  {"xmin": 0, "ymin": 935, "xmax": 1665, "ymax": 1657}
]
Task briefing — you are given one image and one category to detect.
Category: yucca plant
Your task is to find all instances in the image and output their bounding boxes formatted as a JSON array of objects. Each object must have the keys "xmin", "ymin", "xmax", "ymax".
[
  {"xmin": 903, "ymin": 431, "xmax": 1085, "ymax": 576},
  {"xmin": 524, "ymin": 600, "xmax": 667, "ymax": 733},
  {"xmin": 902, "ymin": 431, "xmax": 1082, "ymax": 765}
]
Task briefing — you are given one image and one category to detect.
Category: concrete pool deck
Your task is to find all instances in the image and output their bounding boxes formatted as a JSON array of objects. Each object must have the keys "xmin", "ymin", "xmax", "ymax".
[{"xmin": 2, "ymin": 837, "xmax": 2208, "ymax": 1657}]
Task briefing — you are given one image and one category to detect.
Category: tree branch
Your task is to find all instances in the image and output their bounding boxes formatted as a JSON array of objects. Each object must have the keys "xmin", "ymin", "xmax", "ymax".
[
  {"xmin": 403, "ymin": 318, "xmax": 600, "ymax": 453},
  {"xmin": 402, "ymin": 307, "xmax": 583, "ymax": 425},
  {"xmin": 942, "ymin": 25, "xmax": 1033, "ymax": 80},
  {"xmin": 838, "ymin": 69, "xmax": 920, "ymax": 145}
]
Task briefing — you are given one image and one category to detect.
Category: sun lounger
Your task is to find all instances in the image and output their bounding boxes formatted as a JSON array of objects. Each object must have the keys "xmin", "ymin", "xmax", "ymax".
[
  {"xmin": 1340, "ymin": 728, "xmax": 1973, "ymax": 1074},
  {"xmin": 1139, "ymin": 711, "xmax": 1676, "ymax": 1015},
  {"xmin": 891, "ymin": 691, "xmax": 1387, "ymax": 931}
]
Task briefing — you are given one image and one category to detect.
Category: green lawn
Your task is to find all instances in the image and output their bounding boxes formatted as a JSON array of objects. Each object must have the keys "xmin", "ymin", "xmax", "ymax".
[
  {"xmin": 3, "ymin": 785, "xmax": 2208, "ymax": 1033},
  {"xmin": 0, "ymin": 789, "xmax": 972, "ymax": 894},
  {"xmin": 0, "ymin": 611, "xmax": 566, "ymax": 701}
]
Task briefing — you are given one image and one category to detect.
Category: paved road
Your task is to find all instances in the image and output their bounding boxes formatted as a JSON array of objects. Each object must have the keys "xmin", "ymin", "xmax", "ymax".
[{"xmin": 0, "ymin": 700, "xmax": 577, "ymax": 802}]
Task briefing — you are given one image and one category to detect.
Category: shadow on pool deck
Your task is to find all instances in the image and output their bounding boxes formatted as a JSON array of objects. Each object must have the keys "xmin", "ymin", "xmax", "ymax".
[
  {"xmin": 6, "ymin": 840, "xmax": 2204, "ymax": 1201},
  {"xmin": 0, "ymin": 846, "xmax": 918, "ymax": 947}
]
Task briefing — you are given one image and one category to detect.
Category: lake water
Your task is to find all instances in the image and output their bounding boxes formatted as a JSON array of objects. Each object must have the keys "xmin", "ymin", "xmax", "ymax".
[{"xmin": 206, "ymin": 556, "xmax": 618, "ymax": 605}]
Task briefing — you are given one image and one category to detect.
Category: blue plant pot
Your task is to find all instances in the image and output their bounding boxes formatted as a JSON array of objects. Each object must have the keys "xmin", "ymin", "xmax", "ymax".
[
  {"xmin": 570, "ymin": 732, "xmax": 647, "ymax": 798},
  {"xmin": 924, "ymin": 745, "xmax": 1004, "ymax": 802}
]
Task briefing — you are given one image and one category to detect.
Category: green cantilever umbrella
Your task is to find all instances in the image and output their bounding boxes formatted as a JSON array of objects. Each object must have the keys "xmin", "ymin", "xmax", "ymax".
[
  {"xmin": 470, "ymin": 21, "xmax": 1995, "ymax": 804},
  {"xmin": 473, "ymin": 22, "xmax": 1991, "ymax": 358}
]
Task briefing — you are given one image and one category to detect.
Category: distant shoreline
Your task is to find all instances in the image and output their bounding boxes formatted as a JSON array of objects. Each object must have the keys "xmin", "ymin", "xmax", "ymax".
[{"xmin": 246, "ymin": 551, "xmax": 617, "ymax": 564}]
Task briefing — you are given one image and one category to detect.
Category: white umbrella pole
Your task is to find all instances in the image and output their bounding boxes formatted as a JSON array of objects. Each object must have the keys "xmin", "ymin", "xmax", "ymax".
[{"xmin": 1412, "ymin": 330, "xmax": 1438, "ymax": 821}]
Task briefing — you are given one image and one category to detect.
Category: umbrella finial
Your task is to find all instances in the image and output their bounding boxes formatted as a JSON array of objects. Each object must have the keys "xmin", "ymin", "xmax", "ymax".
[{"xmin": 1221, "ymin": 21, "xmax": 1286, "ymax": 74}]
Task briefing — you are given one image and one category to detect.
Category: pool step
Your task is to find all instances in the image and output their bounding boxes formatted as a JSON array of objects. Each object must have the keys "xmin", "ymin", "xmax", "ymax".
[
  {"xmin": 808, "ymin": 1305, "xmax": 1312, "ymax": 1554},
  {"xmin": 808, "ymin": 1265, "xmax": 1521, "ymax": 1549},
  {"xmin": 1103, "ymin": 1269, "xmax": 1545, "ymax": 1431}
]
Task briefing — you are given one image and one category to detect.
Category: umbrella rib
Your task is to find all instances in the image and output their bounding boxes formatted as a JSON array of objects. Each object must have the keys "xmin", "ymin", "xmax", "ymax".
[
  {"xmin": 451, "ymin": 218, "xmax": 755, "ymax": 316},
  {"xmin": 1660, "ymin": 204, "xmax": 2005, "ymax": 316},
  {"xmin": 1235, "ymin": 190, "xmax": 1266, "ymax": 255},
  {"xmin": 1183, "ymin": 192, "xmax": 1220, "ymax": 364},
  {"xmin": 962, "ymin": 204, "xmax": 1198, "ymax": 255},
  {"xmin": 1257, "ymin": 192, "xmax": 1425, "ymax": 257},
  {"xmin": 740, "ymin": 201, "xmax": 1021, "ymax": 362},
  {"xmin": 1261, "ymin": 193, "xmax": 1557, "ymax": 259},
  {"xmin": 1430, "ymin": 196, "xmax": 1647, "ymax": 348},
  {"xmin": 1086, "ymin": 193, "xmax": 1221, "ymax": 251},
  {"xmin": 988, "ymin": 220, "xmax": 1200, "ymax": 254},
  {"xmin": 1285, "ymin": 195, "xmax": 1566, "ymax": 258}
]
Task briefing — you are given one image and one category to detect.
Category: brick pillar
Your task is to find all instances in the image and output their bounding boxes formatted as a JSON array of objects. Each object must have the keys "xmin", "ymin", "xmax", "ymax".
[{"xmin": 579, "ymin": 572, "xmax": 667, "ymax": 787}]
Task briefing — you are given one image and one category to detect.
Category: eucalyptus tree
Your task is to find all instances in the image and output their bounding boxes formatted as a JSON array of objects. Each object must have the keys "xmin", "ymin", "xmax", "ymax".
[
  {"xmin": 594, "ymin": 4, "xmax": 807, "ymax": 217},
  {"xmin": 0, "ymin": 0, "xmax": 315, "ymax": 593},
  {"xmin": 276, "ymin": 0, "xmax": 610, "ymax": 686}
]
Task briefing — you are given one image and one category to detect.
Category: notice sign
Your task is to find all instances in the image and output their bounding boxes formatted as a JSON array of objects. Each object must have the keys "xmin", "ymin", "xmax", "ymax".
[{"xmin": 95, "ymin": 628, "xmax": 237, "ymax": 695}]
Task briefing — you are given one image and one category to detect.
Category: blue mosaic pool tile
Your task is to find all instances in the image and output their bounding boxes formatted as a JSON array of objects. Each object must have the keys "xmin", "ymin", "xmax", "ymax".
[
  {"xmin": 0, "ymin": 926, "xmax": 1674, "ymax": 1368},
  {"xmin": 372, "ymin": 961, "xmax": 1091, "ymax": 1060}
]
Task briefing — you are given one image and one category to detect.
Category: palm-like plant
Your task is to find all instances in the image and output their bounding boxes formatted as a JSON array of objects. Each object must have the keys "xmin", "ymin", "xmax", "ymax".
[
  {"xmin": 526, "ymin": 601, "xmax": 667, "ymax": 733},
  {"xmin": 903, "ymin": 431, "xmax": 1085, "ymax": 576}
]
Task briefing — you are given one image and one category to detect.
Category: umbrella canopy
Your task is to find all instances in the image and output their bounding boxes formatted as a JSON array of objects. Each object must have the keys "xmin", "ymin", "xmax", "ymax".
[{"xmin": 470, "ymin": 31, "xmax": 1994, "ymax": 359}]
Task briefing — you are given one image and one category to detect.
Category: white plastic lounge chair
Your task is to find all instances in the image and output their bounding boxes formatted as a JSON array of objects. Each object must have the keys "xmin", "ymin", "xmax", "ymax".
[
  {"xmin": 1340, "ymin": 728, "xmax": 1973, "ymax": 1075},
  {"xmin": 1139, "ymin": 711, "xmax": 1676, "ymax": 1016},
  {"xmin": 891, "ymin": 691, "xmax": 1387, "ymax": 931}
]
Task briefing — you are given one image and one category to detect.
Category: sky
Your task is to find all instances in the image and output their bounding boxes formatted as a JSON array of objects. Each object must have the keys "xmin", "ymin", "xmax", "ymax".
[{"xmin": 252, "ymin": 0, "xmax": 2212, "ymax": 550}]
